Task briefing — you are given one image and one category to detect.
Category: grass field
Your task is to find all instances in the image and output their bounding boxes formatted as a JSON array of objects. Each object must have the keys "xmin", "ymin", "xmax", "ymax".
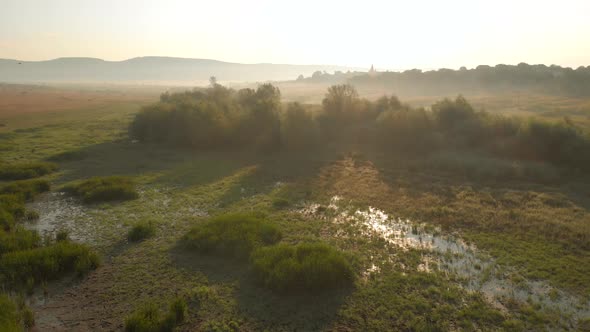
[{"xmin": 2, "ymin": 84, "xmax": 590, "ymax": 331}]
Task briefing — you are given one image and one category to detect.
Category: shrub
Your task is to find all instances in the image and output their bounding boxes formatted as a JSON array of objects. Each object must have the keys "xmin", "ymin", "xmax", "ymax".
[
  {"xmin": 63, "ymin": 176, "xmax": 138, "ymax": 203},
  {"xmin": 124, "ymin": 297, "xmax": 187, "ymax": 332},
  {"xmin": 183, "ymin": 214, "xmax": 282, "ymax": 259},
  {"xmin": 0, "ymin": 162, "xmax": 57, "ymax": 180},
  {"xmin": 1, "ymin": 179, "xmax": 51, "ymax": 201},
  {"xmin": 0, "ymin": 241, "xmax": 100, "ymax": 288},
  {"xmin": 128, "ymin": 221, "xmax": 156, "ymax": 242},
  {"xmin": 250, "ymin": 243, "xmax": 355, "ymax": 293}
]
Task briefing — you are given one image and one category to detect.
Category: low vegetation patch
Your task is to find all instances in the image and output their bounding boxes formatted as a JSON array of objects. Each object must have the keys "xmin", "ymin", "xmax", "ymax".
[
  {"xmin": 124, "ymin": 297, "xmax": 187, "ymax": 332},
  {"xmin": 128, "ymin": 221, "xmax": 157, "ymax": 242},
  {"xmin": 183, "ymin": 214, "xmax": 282, "ymax": 259},
  {"xmin": 250, "ymin": 243, "xmax": 355, "ymax": 293},
  {"xmin": 0, "ymin": 293, "xmax": 20, "ymax": 331},
  {"xmin": 271, "ymin": 198, "xmax": 290, "ymax": 209},
  {"xmin": 1, "ymin": 179, "xmax": 50, "ymax": 201},
  {"xmin": 63, "ymin": 176, "xmax": 139, "ymax": 203},
  {"xmin": 0, "ymin": 240, "xmax": 100, "ymax": 289},
  {"xmin": 0, "ymin": 227, "xmax": 41, "ymax": 255},
  {"xmin": 0, "ymin": 162, "xmax": 57, "ymax": 180}
]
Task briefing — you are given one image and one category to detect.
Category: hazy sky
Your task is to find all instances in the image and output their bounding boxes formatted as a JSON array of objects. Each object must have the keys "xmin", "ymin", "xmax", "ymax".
[{"xmin": 1, "ymin": 0, "xmax": 589, "ymax": 70}]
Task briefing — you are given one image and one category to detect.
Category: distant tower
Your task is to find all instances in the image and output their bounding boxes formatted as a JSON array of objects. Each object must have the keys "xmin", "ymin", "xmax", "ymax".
[{"xmin": 369, "ymin": 64, "xmax": 377, "ymax": 76}]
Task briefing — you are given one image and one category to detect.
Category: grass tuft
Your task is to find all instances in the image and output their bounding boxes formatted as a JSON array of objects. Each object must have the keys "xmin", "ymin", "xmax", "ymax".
[
  {"xmin": 63, "ymin": 176, "xmax": 139, "ymax": 203},
  {"xmin": 0, "ymin": 162, "xmax": 57, "ymax": 180},
  {"xmin": 124, "ymin": 297, "xmax": 187, "ymax": 332},
  {"xmin": 128, "ymin": 221, "xmax": 157, "ymax": 242},
  {"xmin": 1, "ymin": 179, "xmax": 50, "ymax": 201},
  {"xmin": 0, "ymin": 241, "xmax": 100, "ymax": 289},
  {"xmin": 183, "ymin": 214, "xmax": 282, "ymax": 259},
  {"xmin": 250, "ymin": 243, "xmax": 355, "ymax": 293}
]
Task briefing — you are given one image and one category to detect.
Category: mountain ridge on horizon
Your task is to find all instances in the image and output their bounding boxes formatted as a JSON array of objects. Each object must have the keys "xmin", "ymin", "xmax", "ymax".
[{"xmin": 0, "ymin": 56, "xmax": 364, "ymax": 83}]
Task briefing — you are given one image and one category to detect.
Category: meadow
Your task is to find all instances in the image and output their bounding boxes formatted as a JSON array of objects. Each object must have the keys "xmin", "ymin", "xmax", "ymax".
[{"xmin": 1, "ymin": 83, "xmax": 589, "ymax": 331}]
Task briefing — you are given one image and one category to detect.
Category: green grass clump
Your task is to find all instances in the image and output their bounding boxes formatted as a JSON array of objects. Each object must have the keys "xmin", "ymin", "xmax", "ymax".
[
  {"xmin": 0, "ymin": 293, "xmax": 35, "ymax": 331},
  {"xmin": 183, "ymin": 214, "xmax": 282, "ymax": 259},
  {"xmin": 63, "ymin": 176, "xmax": 139, "ymax": 203},
  {"xmin": 0, "ymin": 293, "xmax": 20, "ymax": 332},
  {"xmin": 0, "ymin": 194, "xmax": 26, "ymax": 220},
  {"xmin": 128, "ymin": 221, "xmax": 156, "ymax": 242},
  {"xmin": 1, "ymin": 179, "xmax": 50, "ymax": 201},
  {"xmin": 0, "ymin": 162, "xmax": 57, "ymax": 180},
  {"xmin": 0, "ymin": 227, "xmax": 41, "ymax": 255},
  {"xmin": 0, "ymin": 209, "xmax": 14, "ymax": 231},
  {"xmin": 124, "ymin": 297, "xmax": 187, "ymax": 332},
  {"xmin": 0, "ymin": 241, "xmax": 100, "ymax": 288},
  {"xmin": 271, "ymin": 198, "xmax": 290, "ymax": 209},
  {"xmin": 250, "ymin": 243, "xmax": 355, "ymax": 293}
]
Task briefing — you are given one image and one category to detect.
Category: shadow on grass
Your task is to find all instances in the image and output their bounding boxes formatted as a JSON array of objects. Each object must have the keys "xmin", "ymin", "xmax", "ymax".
[
  {"xmin": 169, "ymin": 243, "xmax": 353, "ymax": 331},
  {"xmin": 47, "ymin": 140, "xmax": 252, "ymax": 188},
  {"xmin": 214, "ymin": 149, "xmax": 341, "ymax": 208}
]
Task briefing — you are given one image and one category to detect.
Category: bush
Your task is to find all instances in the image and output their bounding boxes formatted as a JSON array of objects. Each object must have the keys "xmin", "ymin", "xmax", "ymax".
[
  {"xmin": 250, "ymin": 243, "xmax": 355, "ymax": 293},
  {"xmin": 1, "ymin": 179, "xmax": 51, "ymax": 201},
  {"xmin": 128, "ymin": 221, "xmax": 156, "ymax": 242},
  {"xmin": 63, "ymin": 176, "xmax": 138, "ymax": 203},
  {"xmin": 130, "ymin": 83, "xmax": 282, "ymax": 151},
  {"xmin": 124, "ymin": 297, "xmax": 187, "ymax": 332},
  {"xmin": 183, "ymin": 214, "xmax": 282, "ymax": 259},
  {"xmin": 0, "ymin": 162, "xmax": 57, "ymax": 180},
  {"xmin": 0, "ymin": 241, "xmax": 100, "ymax": 288}
]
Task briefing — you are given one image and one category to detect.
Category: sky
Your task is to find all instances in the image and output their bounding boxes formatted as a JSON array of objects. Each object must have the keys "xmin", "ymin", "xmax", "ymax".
[{"xmin": 1, "ymin": 0, "xmax": 589, "ymax": 70}]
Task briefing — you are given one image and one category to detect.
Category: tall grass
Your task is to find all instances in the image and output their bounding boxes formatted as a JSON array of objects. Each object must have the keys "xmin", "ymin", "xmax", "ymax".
[
  {"xmin": 250, "ymin": 243, "xmax": 355, "ymax": 293},
  {"xmin": 63, "ymin": 176, "xmax": 138, "ymax": 203},
  {"xmin": 0, "ymin": 227, "xmax": 41, "ymax": 255},
  {"xmin": 0, "ymin": 241, "xmax": 100, "ymax": 288},
  {"xmin": 183, "ymin": 214, "xmax": 282, "ymax": 259},
  {"xmin": 1, "ymin": 179, "xmax": 51, "ymax": 201},
  {"xmin": 124, "ymin": 297, "xmax": 187, "ymax": 332},
  {"xmin": 0, "ymin": 293, "xmax": 20, "ymax": 332}
]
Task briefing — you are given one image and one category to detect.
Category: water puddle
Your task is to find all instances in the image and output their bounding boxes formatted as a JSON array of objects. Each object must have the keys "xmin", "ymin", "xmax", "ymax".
[
  {"xmin": 299, "ymin": 196, "xmax": 590, "ymax": 328},
  {"xmin": 25, "ymin": 192, "xmax": 92, "ymax": 243}
]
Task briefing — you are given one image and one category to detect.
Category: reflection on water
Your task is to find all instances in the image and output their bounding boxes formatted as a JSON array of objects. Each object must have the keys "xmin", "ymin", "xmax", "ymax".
[{"xmin": 299, "ymin": 196, "xmax": 590, "ymax": 328}]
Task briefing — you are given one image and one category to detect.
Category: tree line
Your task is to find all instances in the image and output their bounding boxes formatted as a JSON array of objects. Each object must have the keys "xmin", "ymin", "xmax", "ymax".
[{"xmin": 130, "ymin": 82, "xmax": 590, "ymax": 171}]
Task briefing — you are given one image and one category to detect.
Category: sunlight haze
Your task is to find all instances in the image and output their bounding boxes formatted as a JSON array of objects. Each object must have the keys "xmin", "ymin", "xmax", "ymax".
[{"xmin": 1, "ymin": 0, "xmax": 589, "ymax": 69}]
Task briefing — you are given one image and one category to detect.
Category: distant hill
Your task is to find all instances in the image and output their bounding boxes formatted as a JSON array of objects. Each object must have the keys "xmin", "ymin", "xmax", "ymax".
[{"xmin": 0, "ymin": 57, "xmax": 361, "ymax": 84}]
